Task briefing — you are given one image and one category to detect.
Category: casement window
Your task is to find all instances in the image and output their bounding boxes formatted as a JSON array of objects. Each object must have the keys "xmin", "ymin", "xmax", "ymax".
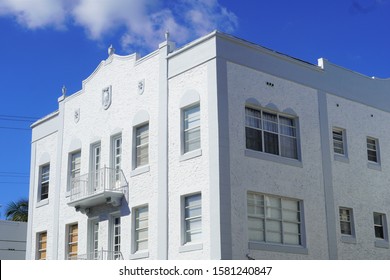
[
  {"xmin": 110, "ymin": 216, "xmax": 121, "ymax": 260},
  {"xmin": 339, "ymin": 207, "xmax": 354, "ymax": 235},
  {"xmin": 374, "ymin": 212, "xmax": 386, "ymax": 239},
  {"xmin": 333, "ymin": 128, "xmax": 346, "ymax": 155},
  {"xmin": 37, "ymin": 231, "xmax": 47, "ymax": 260},
  {"xmin": 90, "ymin": 142, "xmax": 101, "ymax": 190},
  {"xmin": 68, "ymin": 151, "xmax": 81, "ymax": 191},
  {"xmin": 90, "ymin": 220, "xmax": 99, "ymax": 260},
  {"xmin": 39, "ymin": 164, "xmax": 50, "ymax": 201},
  {"xmin": 134, "ymin": 206, "xmax": 148, "ymax": 251},
  {"xmin": 183, "ymin": 104, "xmax": 201, "ymax": 154},
  {"xmin": 67, "ymin": 223, "xmax": 78, "ymax": 260},
  {"xmin": 183, "ymin": 193, "xmax": 202, "ymax": 244},
  {"xmin": 245, "ymin": 107, "xmax": 298, "ymax": 159},
  {"xmin": 367, "ymin": 137, "xmax": 379, "ymax": 163},
  {"xmin": 111, "ymin": 134, "xmax": 122, "ymax": 181},
  {"xmin": 135, "ymin": 124, "xmax": 149, "ymax": 168},
  {"xmin": 247, "ymin": 192, "xmax": 302, "ymax": 245}
]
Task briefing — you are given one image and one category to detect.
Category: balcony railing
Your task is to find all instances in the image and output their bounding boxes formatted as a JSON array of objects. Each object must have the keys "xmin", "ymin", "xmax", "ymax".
[
  {"xmin": 67, "ymin": 167, "xmax": 128, "ymax": 212},
  {"xmin": 70, "ymin": 249, "xmax": 124, "ymax": 260}
]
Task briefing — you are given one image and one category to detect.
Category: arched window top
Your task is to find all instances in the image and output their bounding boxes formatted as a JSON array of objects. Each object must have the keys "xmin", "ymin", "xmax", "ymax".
[
  {"xmin": 133, "ymin": 109, "xmax": 149, "ymax": 127},
  {"xmin": 180, "ymin": 90, "xmax": 200, "ymax": 108}
]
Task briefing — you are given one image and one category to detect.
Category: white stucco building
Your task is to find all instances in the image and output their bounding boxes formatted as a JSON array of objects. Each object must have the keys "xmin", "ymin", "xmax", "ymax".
[
  {"xmin": 0, "ymin": 220, "xmax": 27, "ymax": 260},
  {"xmin": 26, "ymin": 31, "xmax": 390, "ymax": 260}
]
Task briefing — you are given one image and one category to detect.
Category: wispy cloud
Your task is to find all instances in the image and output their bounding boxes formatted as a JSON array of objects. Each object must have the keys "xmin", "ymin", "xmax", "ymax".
[{"xmin": 0, "ymin": 0, "xmax": 238, "ymax": 51}]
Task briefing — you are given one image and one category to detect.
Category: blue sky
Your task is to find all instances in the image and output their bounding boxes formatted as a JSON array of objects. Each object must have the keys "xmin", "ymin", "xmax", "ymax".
[{"xmin": 0, "ymin": 0, "xmax": 389, "ymax": 219}]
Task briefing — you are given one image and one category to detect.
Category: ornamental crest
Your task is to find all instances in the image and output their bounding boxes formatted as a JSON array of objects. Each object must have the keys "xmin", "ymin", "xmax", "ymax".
[
  {"xmin": 102, "ymin": 86, "xmax": 112, "ymax": 110},
  {"xmin": 138, "ymin": 79, "xmax": 145, "ymax": 95},
  {"xmin": 74, "ymin": 108, "xmax": 80, "ymax": 123}
]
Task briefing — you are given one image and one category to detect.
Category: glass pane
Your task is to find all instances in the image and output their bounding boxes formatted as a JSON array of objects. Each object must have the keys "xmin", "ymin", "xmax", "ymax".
[
  {"xmin": 248, "ymin": 217, "xmax": 263, "ymax": 230},
  {"xmin": 283, "ymin": 210, "xmax": 300, "ymax": 222},
  {"xmin": 280, "ymin": 135, "xmax": 297, "ymax": 159},
  {"xmin": 375, "ymin": 226, "xmax": 384, "ymax": 239},
  {"xmin": 283, "ymin": 200, "xmax": 298, "ymax": 211},
  {"xmin": 184, "ymin": 106, "xmax": 200, "ymax": 130},
  {"xmin": 284, "ymin": 233, "xmax": 300, "ymax": 245},
  {"xmin": 279, "ymin": 117, "xmax": 295, "ymax": 137},
  {"xmin": 374, "ymin": 213, "xmax": 383, "ymax": 225},
  {"xmin": 186, "ymin": 231, "xmax": 202, "ymax": 242},
  {"xmin": 264, "ymin": 132, "xmax": 279, "ymax": 155},
  {"xmin": 245, "ymin": 127, "xmax": 262, "ymax": 151},
  {"xmin": 267, "ymin": 197, "xmax": 281, "ymax": 208},
  {"xmin": 185, "ymin": 205, "xmax": 201, "ymax": 218},
  {"xmin": 266, "ymin": 231, "xmax": 282, "ymax": 243},
  {"xmin": 186, "ymin": 217, "xmax": 202, "ymax": 231},
  {"xmin": 283, "ymin": 222, "xmax": 299, "ymax": 234},
  {"xmin": 249, "ymin": 229, "xmax": 264, "ymax": 242},
  {"xmin": 266, "ymin": 220, "xmax": 282, "ymax": 232},
  {"xmin": 340, "ymin": 221, "xmax": 351, "ymax": 235},
  {"xmin": 263, "ymin": 112, "xmax": 278, "ymax": 133},
  {"xmin": 137, "ymin": 240, "xmax": 148, "ymax": 251},
  {"xmin": 185, "ymin": 194, "xmax": 201, "ymax": 207},
  {"xmin": 137, "ymin": 228, "xmax": 148, "ymax": 240}
]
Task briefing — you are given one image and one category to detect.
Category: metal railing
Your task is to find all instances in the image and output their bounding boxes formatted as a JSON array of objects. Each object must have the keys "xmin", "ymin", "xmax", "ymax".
[
  {"xmin": 69, "ymin": 167, "xmax": 127, "ymax": 202},
  {"xmin": 70, "ymin": 249, "xmax": 124, "ymax": 260}
]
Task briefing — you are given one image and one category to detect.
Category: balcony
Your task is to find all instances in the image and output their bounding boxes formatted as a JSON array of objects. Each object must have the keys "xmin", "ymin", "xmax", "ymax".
[
  {"xmin": 67, "ymin": 167, "xmax": 128, "ymax": 213},
  {"xmin": 70, "ymin": 250, "xmax": 124, "ymax": 260}
]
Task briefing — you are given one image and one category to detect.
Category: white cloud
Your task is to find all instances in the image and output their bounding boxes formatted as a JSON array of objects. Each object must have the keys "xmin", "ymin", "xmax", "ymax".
[{"xmin": 0, "ymin": 0, "xmax": 238, "ymax": 51}]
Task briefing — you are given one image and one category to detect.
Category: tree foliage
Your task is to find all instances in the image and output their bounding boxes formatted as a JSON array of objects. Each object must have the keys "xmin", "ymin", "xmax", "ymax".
[{"xmin": 5, "ymin": 198, "xmax": 28, "ymax": 222}]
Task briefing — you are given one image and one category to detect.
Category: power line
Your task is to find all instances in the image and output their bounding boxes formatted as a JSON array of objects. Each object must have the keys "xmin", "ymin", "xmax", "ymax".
[
  {"xmin": 0, "ymin": 126, "xmax": 30, "ymax": 131},
  {"xmin": 0, "ymin": 114, "xmax": 38, "ymax": 121}
]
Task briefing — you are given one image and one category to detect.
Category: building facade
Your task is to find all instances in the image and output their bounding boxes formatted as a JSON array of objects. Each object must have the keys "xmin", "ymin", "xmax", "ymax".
[
  {"xmin": 0, "ymin": 220, "xmax": 27, "ymax": 260},
  {"xmin": 26, "ymin": 31, "xmax": 390, "ymax": 260}
]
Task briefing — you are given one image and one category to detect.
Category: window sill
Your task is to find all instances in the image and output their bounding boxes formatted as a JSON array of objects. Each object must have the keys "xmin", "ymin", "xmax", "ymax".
[
  {"xmin": 367, "ymin": 162, "xmax": 381, "ymax": 171},
  {"xmin": 341, "ymin": 235, "xmax": 356, "ymax": 244},
  {"xmin": 36, "ymin": 199, "xmax": 49, "ymax": 208},
  {"xmin": 248, "ymin": 241, "xmax": 308, "ymax": 255},
  {"xmin": 245, "ymin": 149, "xmax": 303, "ymax": 168},
  {"xmin": 129, "ymin": 251, "xmax": 149, "ymax": 260},
  {"xmin": 179, "ymin": 242, "xmax": 203, "ymax": 253},
  {"xmin": 375, "ymin": 239, "xmax": 389, "ymax": 249},
  {"xmin": 131, "ymin": 165, "xmax": 150, "ymax": 177},
  {"xmin": 180, "ymin": 149, "xmax": 202, "ymax": 162},
  {"xmin": 334, "ymin": 154, "xmax": 349, "ymax": 163}
]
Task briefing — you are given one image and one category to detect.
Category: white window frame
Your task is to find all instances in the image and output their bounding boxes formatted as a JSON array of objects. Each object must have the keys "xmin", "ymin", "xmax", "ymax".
[
  {"xmin": 367, "ymin": 137, "xmax": 380, "ymax": 164},
  {"xmin": 182, "ymin": 193, "xmax": 202, "ymax": 245},
  {"xmin": 332, "ymin": 128, "xmax": 347, "ymax": 156},
  {"xmin": 247, "ymin": 192, "xmax": 304, "ymax": 248},
  {"xmin": 133, "ymin": 205, "xmax": 149, "ymax": 253},
  {"xmin": 110, "ymin": 215, "xmax": 121, "ymax": 260},
  {"xmin": 88, "ymin": 219, "xmax": 99, "ymax": 260},
  {"xmin": 182, "ymin": 104, "xmax": 201, "ymax": 155},
  {"xmin": 68, "ymin": 150, "xmax": 81, "ymax": 192},
  {"xmin": 36, "ymin": 231, "xmax": 47, "ymax": 260},
  {"xmin": 90, "ymin": 142, "xmax": 101, "ymax": 191},
  {"xmin": 339, "ymin": 207, "xmax": 356, "ymax": 243},
  {"xmin": 66, "ymin": 223, "xmax": 78, "ymax": 260},
  {"xmin": 111, "ymin": 134, "xmax": 122, "ymax": 182},
  {"xmin": 134, "ymin": 123, "xmax": 149, "ymax": 169},
  {"xmin": 245, "ymin": 106, "xmax": 299, "ymax": 160},
  {"xmin": 39, "ymin": 164, "xmax": 50, "ymax": 201}
]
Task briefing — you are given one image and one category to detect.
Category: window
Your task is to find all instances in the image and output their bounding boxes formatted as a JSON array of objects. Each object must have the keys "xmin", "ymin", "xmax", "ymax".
[
  {"xmin": 111, "ymin": 134, "xmax": 122, "ymax": 181},
  {"xmin": 111, "ymin": 216, "xmax": 121, "ymax": 260},
  {"xmin": 89, "ymin": 220, "xmax": 99, "ymax": 260},
  {"xmin": 339, "ymin": 207, "xmax": 354, "ymax": 235},
  {"xmin": 135, "ymin": 124, "xmax": 149, "ymax": 168},
  {"xmin": 39, "ymin": 164, "xmax": 50, "ymax": 201},
  {"xmin": 134, "ymin": 206, "xmax": 148, "ymax": 251},
  {"xmin": 37, "ymin": 231, "xmax": 47, "ymax": 260},
  {"xmin": 90, "ymin": 143, "xmax": 101, "ymax": 191},
  {"xmin": 367, "ymin": 137, "xmax": 379, "ymax": 163},
  {"xmin": 67, "ymin": 223, "xmax": 78, "ymax": 260},
  {"xmin": 247, "ymin": 192, "xmax": 302, "ymax": 245},
  {"xmin": 374, "ymin": 212, "xmax": 386, "ymax": 239},
  {"xmin": 333, "ymin": 128, "xmax": 345, "ymax": 155},
  {"xmin": 69, "ymin": 151, "xmax": 81, "ymax": 191},
  {"xmin": 183, "ymin": 104, "xmax": 201, "ymax": 154},
  {"xmin": 183, "ymin": 193, "xmax": 202, "ymax": 244},
  {"xmin": 245, "ymin": 107, "xmax": 298, "ymax": 159}
]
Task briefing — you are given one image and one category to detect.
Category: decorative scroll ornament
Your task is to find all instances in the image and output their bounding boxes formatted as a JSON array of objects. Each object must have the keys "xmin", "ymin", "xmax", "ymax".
[
  {"xmin": 138, "ymin": 79, "xmax": 145, "ymax": 95},
  {"xmin": 102, "ymin": 86, "xmax": 112, "ymax": 110},
  {"xmin": 74, "ymin": 108, "xmax": 80, "ymax": 123}
]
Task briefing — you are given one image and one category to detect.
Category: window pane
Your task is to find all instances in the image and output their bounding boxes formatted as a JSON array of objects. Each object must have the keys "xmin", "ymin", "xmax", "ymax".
[
  {"xmin": 263, "ymin": 112, "xmax": 278, "ymax": 133},
  {"xmin": 266, "ymin": 230, "xmax": 282, "ymax": 243},
  {"xmin": 249, "ymin": 229, "xmax": 264, "ymax": 242},
  {"xmin": 284, "ymin": 233, "xmax": 300, "ymax": 245},
  {"xmin": 280, "ymin": 135, "xmax": 297, "ymax": 159},
  {"xmin": 184, "ymin": 194, "xmax": 202, "ymax": 243},
  {"xmin": 245, "ymin": 127, "xmax": 262, "ymax": 151},
  {"xmin": 374, "ymin": 213, "xmax": 383, "ymax": 225},
  {"xmin": 245, "ymin": 108, "xmax": 262, "ymax": 129},
  {"xmin": 264, "ymin": 132, "xmax": 279, "ymax": 155}
]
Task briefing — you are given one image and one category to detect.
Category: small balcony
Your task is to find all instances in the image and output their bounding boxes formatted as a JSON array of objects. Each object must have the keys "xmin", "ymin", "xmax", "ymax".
[
  {"xmin": 70, "ymin": 249, "xmax": 124, "ymax": 260},
  {"xmin": 67, "ymin": 167, "xmax": 128, "ymax": 213}
]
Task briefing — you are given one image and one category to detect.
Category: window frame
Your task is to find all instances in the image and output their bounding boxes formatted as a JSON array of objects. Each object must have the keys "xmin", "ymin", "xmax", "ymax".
[
  {"xmin": 133, "ymin": 205, "xmax": 149, "ymax": 253},
  {"xmin": 68, "ymin": 150, "xmax": 81, "ymax": 192},
  {"xmin": 182, "ymin": 104, "xmax": 201, "ymax": 155},
  {"xmin": 38, "ymin": 164, "xmax": 50, "ymax": 201},
  {"xmin": 245, "ymin": 106, "xmax": 299, "ymax": 161},
  {"xmin": 111, "ymin": 134, "xmax": 122, "ymax": 182},
  {"xmin": 182, "ymin": 193, "xmax": 202, "ymax": 246},
  {"xmin": 134, "ymin": 123, "xmax": 149, "ymax": 169},
  {"xmin": 247, "ymin": 191, "xmax": 307, "ymax": 254},
  {"xmin": 367, "ymin": 137, "xmax": 380, "ymax": 164},
  {"xmin": 66, "ymin": 223, "xmax": 78, "ymax": 260},
  {"xmin": 339, "ymin": 207, "xmax": 356, "ymax": 243},
  {"xmin": 110, "ymin": 215, "xmax": 121, "ymax": 260},
  {"xmin": 36, "ymin": 231, "xmax": 47, "ymax": 260}
]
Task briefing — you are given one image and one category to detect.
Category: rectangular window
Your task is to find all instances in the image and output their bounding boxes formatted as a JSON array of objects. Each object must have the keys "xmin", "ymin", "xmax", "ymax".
[
  {"xmin": 134, "ymin": 206, "xmax": 148, "ymax": 252},
  {"xmin": 112, "ymin": 217, "xmax": 121, "ymax": 260},
  {"xmin": 69, "ymin": 151, "xmax": 81, "ymax": 191},
  {"xmin": 183, "ymin": 105, "xmax": 201, "ymax": 153},
  {"xmin": 67, "ymin": 223, "xmax": 78, "ymax": 260},
  {"xmin": 39, "ymin": 164, "xmax": 50, "ymax": 201},
  {"xmin": 333, "ymin": 128, "xmax": 345, "ymax": 155},
  {"xmin": 112, "ymin": 134, "xmax": 122, "ymax": 181},
  {"xmin": 90, "ymin": 143, "xmax": 101, "ymax": 191},
  {"xmin": 339, "ymin": 207, "xmax": 353, "ymax": 235},
  {"xmin": 135, "ymin": 124, "xmax": 149, "ymax": 168},
  {"xmin": 367, "ymin": 137, "xmax": 379, "ymax": 163},
  {"xmin": 247, "ymin": 192, "xmax": 302, "ymax": 245},
  {"xmin": 184, "ymin": 193, "xmax": 202, "ymax": 244},
  {"xmin": 37, "ymin": 231, "xmax": 47, "ymax": 260},
  {"xmin": 374, "ymin": 212, "xmax": 386, "ymax": 239},
  {"xmin": 245, "ymin": 107, "xmax": 298, "ymax": 159},
  {"xmin": 88, "ymin": 220, "xmax": 99, "ymax": 260}
]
